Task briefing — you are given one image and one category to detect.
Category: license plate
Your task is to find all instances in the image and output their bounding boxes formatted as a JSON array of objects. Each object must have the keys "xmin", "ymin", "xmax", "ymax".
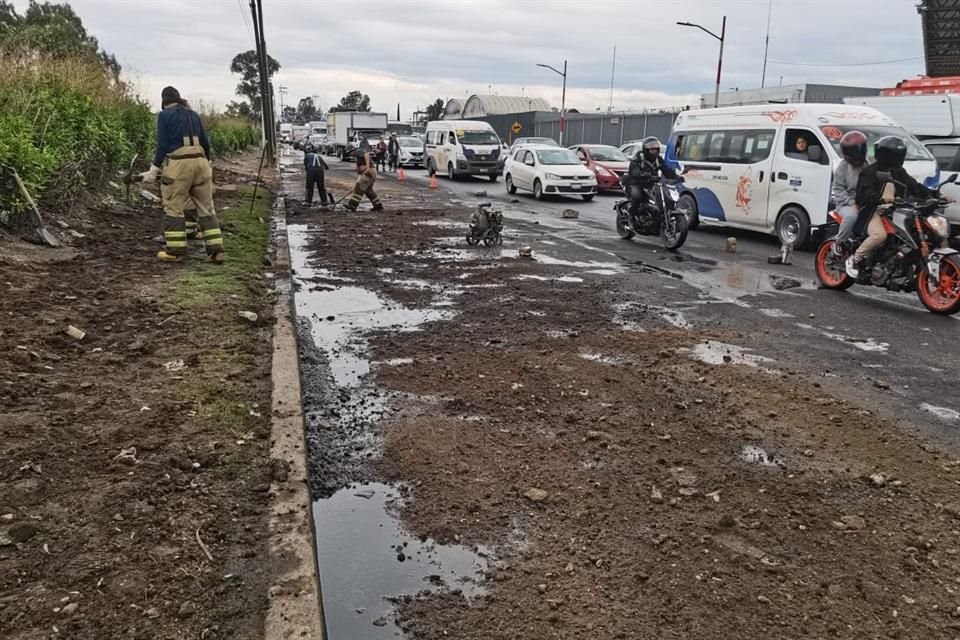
[{"xmin": 571, "ymin": 182, "xmax": 581, "ymax": 189}]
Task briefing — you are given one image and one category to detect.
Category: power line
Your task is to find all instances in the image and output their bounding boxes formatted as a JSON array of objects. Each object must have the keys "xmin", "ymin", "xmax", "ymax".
[
  {"xmin": 236, "ymin": 0, "xmax": 254, "ymax": 44},
  {"xmin": 768, "ymin": 56, "xmax": 923, "ymax": 68}
]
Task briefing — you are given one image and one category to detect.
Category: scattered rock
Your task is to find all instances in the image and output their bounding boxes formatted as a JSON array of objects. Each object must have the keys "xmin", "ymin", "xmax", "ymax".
[
  {"xmin": 145, "ymin": 607, "xmax": 160, "ymax": 619},
  {"xmin": 650, "ymin": 486, "xmax": 664, "ymax": 504},
  {"xmin": 585, "ymin": 430, "xmax": 607, "ymax": 441},
  {"xmin": 238, "ymin": 311, "xmax": 258, "ymax": 323},
  {"xmin": 670, "ymin": 467, "xmax": 699, "ymax": 488},
  {"xmin": 178, "ymin": 601, "xmax": 196, "ymax": 618},
  {"xmin": 524, "ymin": 488, "xmax": 548, "ymax": 502},
  {"xmin": 868, "ymin": 473, "xmax": 888, "ymax": 488},
  {"xmin": 537, "ymin": 583, "xmax": 547, "ymax": 593},
  {"xmin": 372, "ymin": 617, "xmax": 388, "ymax": 627},
  {"xmin": 65, "ymin": 325, "xmax": 86, "ymax": 341},
  {"xmin": 397, "ymin": 551, "xmax": 406, "ymax": 562},
  {"xmin": 0, "ymin": 513, "xmax": 13, "ymax": 522},
  {"xmin": 354, "ymin": 489, "xmax": 375, "ymax": 499},
  {"xmin": 873, "ymin": 380, "xmax": 891, "ymax": 390},
  {"xmin": 564, "ymin": 562, "xmax": 574, "ymax": 574},
  {"xmin": 834, "ymin": 515, "xmax": 866, "ymax": 531},
  {"xmin": 8, "ymin": 524, "xmax": 38, "ymax": 543},
  {"xmin": 756, "ymin": 595, "xmax": 771, "ymax": 604},
  {"xmin": 60, "ymin": 602, "xmax": 79, "ymax": 615},
  {"xmin": 561, "ymin": 208, "xmax": 579, "ymax": 219},
  {"xmin": 518, "ymin": 245, "xmax": 533, "ymax": 259}
]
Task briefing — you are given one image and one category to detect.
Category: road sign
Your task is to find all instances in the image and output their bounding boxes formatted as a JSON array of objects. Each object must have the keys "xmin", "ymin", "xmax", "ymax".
[{"xmin": 511, "ymin": 121, "xmax": 522, "ymax": 134}]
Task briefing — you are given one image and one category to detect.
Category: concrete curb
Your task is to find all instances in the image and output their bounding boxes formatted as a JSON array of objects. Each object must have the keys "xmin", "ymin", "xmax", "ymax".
[{"xmin": 264, "ymin": 195, "xmax": 325, "ymax": 639}]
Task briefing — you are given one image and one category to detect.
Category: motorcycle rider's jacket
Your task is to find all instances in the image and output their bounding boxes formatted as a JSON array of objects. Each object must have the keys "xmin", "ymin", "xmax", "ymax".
[
  {"xmin": 855, "ymin": 165, "xmax": 930, "ymax": 214},
  {"xmin": 623, "ymin": 156, "xmax": 678, "ymax": 188}
]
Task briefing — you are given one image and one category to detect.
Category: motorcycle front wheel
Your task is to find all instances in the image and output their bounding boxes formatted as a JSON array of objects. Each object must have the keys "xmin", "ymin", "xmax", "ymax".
[
  {"xmin": 660, "ymin": 212, "xmax": 688, "ymax": 251},
  {"xmin": 815, "ymin": 240, "xmax": 854, "ymax": 290},
  {"xmin": 615, "ymin": 205, "xmax": 635, "ymax": 240},
  {"xmin": 916, "ymin": 255, "xmax": 960, "ymax": 315}
]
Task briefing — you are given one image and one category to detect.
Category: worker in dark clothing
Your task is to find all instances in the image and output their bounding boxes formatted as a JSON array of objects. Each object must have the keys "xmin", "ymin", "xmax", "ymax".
[
  {"xmin": 388, "ymin": 134, "xmax": 400, "ymax": 172},
  {"xmin": 139, "ymin": 86, "xmax": 223, "ymax": 263},
  {"xmin": 345, "ymin": 142, "xmax": 383, "ymax": 212},
  {"xmin": 622, "ymin": 137, "xmax": 679, "ymax": 217},
  {"xmin": 303, "ymin": 145, "xmax": 330, "ymax": 206},
  {"xmin": 846, "ymin": 136, "xmax": 931, "ymax": 278}
]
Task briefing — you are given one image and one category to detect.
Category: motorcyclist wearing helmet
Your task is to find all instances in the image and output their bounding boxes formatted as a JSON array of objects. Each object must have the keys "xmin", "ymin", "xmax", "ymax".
[
  {"xmin": 846, "ymin": 136, "xmax": 931, "ymax": 277},
  {"xmin": 831, "ymin": 130, "xmax": 869, "ymax": 254},
  {"xmin": 622, "ymin": 137, "xmax": 680, "ymax": 217}
]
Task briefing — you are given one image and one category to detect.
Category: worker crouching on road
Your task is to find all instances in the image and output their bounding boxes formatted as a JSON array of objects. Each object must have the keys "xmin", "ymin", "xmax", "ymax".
[
  {"xmin": 344, "ymin": 142, "xmax": 383, "ymax": 213},
  {"xmin": 140, "ymin": 86, "xmax": 224, "ymax": 263}
]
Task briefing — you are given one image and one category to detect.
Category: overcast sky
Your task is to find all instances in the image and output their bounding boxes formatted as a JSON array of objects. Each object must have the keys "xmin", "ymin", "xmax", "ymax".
[{"xmin": 14, "ymin": 0, "xmax": 928, "ymax": 116}]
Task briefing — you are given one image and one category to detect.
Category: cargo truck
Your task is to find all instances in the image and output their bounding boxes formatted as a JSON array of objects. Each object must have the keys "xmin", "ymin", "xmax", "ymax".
[{"xmin": 328, "ymin": 111, "xmax": 388, "ymax": 160}]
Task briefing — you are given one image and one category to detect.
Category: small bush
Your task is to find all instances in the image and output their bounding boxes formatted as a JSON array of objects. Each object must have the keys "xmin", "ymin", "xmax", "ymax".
[{"xmin": 203, "ymin": 114, "xmax": 260, "ymax": 159}]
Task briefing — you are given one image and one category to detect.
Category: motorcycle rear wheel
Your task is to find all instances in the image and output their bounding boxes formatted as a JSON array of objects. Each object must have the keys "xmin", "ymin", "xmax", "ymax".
[
  {"xmin": 615, "ymin": 205, "xmax": 635, "ymax": 240},
  {"xmin": 815, "ymin": 240, "xmax": 854, "ymax": 290},
  {"xmin": 916, "ymin": 255, "xmax": 960, "ymax": 315},
  {"xmin": 661, "ymin": 213, "xmax": 688, "ymax": 251}
]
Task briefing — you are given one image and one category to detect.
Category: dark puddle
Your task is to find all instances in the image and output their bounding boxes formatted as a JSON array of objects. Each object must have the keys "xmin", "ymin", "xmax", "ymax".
[{"xmin": 313, "ymin": 483, "xmax": 489, "ymax": 638}]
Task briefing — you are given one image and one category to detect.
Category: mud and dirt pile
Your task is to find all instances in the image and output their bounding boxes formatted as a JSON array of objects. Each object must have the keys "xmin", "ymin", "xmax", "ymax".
[{"xmin": 296, "ymin": 197, "xmax": 960, "ymax": 639}]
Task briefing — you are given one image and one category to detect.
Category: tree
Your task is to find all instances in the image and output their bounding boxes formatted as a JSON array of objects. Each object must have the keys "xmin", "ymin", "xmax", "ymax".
[
  {"xmin": 330, "ymin": 90, "xmax": 370, "ymax": 113},
  {"xmin": 423, "ymin": 98, "xmax": 445, "ymax": 122},
  {"xmin": 297, "ymin": 96, "xmax": 318, "ymax": 122},
  {"xmin": 225, "ymin": 100, "xmax": 254, "ymax": 121},
  {"xmin": 0, "ymin": 1, "xmax": 121, "ymax": 78},
  {"xmin": 282, "ymin": 105, "xmax": 296, "ymax": 123},
  {"xmin": 229, "ymin": 49, "xmax": 280, "ymax": 119}
]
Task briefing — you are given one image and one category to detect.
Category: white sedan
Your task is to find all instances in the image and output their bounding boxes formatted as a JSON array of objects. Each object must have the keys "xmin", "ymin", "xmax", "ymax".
[{"xmin": 504, "ymin": 146, "xmax": 598, "ymax": 201}]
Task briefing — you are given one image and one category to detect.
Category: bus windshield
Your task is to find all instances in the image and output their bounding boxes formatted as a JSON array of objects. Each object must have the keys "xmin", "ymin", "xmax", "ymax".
[{"xmin": 819, "ymin": 125, "xmax": 934, "ymax": 162}]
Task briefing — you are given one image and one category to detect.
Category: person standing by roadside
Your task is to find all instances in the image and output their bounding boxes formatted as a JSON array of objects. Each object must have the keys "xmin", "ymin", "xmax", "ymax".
[
  {"xmin": 139, "ymin": 86, "xmax": 224, "ymax": 263},
  {"xmin": 375, "ymin": 136, "xmax": 388, "ymax": 172},
  {"xmin": 344, "ymin": 141, "xmax": 383, "ymax": 213},
  {"xmin": 303, "ymin": 144, "xmax": 330, "ymax": 207},
  {"xmin": 388, "ymin": 133, "xmax": 400, "ymax": 172}
]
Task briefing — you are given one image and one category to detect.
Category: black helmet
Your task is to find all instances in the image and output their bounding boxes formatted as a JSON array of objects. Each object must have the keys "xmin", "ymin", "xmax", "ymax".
[
  {"xmin": 839, "ymin": 130, "xmax": 868, "ymax": 166},
  {"xmin": 641, "ymin": 136, "xmax": 662, "ymax": 162},
  {"xmin": 874, "ymin": 136, "xmax": 907, "ymax": 170}
]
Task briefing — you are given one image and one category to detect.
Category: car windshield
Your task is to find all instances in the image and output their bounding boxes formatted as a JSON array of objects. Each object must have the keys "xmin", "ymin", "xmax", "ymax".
[
  {"xmin": 536, "ymin": 149, "xmax": 580, "ymax": 165},
  {"xmin": 399, "ymin": 137, "xmax": 420, "ymax": 148},
  {"xmin": 519, "ymin": 137, "xmax": 559, "ymax": 147},
  {"xmin": 587, "ymin": 147, "xmax": 627, "ymax": 162},
  {"xmin": 819, "ymin": 125, "xmax": 934, "ymax": 162},
  {"xmin": 457, "ymin": 130, "xmax": 500, "ymax": 145}
]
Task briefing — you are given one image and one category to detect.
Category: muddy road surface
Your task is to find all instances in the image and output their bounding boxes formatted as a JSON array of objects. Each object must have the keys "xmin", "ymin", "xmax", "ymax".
[{"xmin": 287, "ymin": 152, "xmax": 960, "ymax": 639}]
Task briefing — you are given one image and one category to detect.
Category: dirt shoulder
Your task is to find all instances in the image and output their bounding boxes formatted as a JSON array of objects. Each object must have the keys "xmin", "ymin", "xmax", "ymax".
[
  {"xmin": 292, "ymin": 179, "xmax": 960, "ymax": 640},
  {"xmin": 1, "ymin": 152, "xmax": 279, "ymax": 639}
]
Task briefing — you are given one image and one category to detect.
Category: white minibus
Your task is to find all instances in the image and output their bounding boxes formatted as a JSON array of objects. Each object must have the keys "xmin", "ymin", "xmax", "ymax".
[
  {"xmin": 423, "ymin": 120, "xmax": 502, "ymax": 181},
  {"xmin": 665, "ymin": 104, "xmax": 938, "ymax": 247}
]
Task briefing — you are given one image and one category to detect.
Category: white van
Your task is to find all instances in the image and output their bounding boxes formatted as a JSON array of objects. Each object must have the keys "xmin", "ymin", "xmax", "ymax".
[
  {"xmin": 423, "ymin": 120, "xmax": 502, "ymax": 182},
  {"xmin": 665, "ymin": 104, "xmax": 938, "ymax": 247}
]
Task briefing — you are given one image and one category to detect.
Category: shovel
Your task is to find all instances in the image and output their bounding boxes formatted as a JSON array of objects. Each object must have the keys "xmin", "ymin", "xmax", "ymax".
[{"xmin": 11, "ymin": 169, "xmax": 60, "ymax": 247}]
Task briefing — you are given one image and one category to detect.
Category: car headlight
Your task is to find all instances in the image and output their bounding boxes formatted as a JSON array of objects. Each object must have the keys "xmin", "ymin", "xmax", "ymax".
[
  {"xmin": 926, "ymin": 214, "xmax": 950, "ymax": 238},
  {"xmin": 545, "ymin": 172, "xmax": 562, "ymax": 180},
  {"xmin": 595, "ymin": 166, "xmax": 612, "ymax": 177}
]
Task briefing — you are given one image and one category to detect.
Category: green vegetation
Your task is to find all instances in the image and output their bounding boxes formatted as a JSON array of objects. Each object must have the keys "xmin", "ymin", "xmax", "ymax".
[
  {"xmin": 204, "ymin": 115, "xmax": 261, "ymax": 158},
  {"xmin": 170, "ymin": 185, "xmax": 271, "ymax": 309}
]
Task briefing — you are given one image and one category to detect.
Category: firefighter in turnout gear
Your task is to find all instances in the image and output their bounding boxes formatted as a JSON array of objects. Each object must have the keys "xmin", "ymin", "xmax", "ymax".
[
  {"xmin": 345, "ymin": 142, "xmax": 383, "ymax": 212},
  {"xmin": 140, "ymin": 86, "xmax": 224, "ymax": 263}
]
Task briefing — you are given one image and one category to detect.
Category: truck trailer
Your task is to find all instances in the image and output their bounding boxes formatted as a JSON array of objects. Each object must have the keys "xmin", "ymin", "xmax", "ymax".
[{"xmin": 328, "ymin": 111, "xmax": 389, "ymax": 160}]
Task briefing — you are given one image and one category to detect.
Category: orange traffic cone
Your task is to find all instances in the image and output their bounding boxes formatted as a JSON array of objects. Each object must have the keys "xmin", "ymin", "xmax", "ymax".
[
  {"xmin": 429, "ymin": 174, "xmax": 438, "ymax": 189},
  {"xmin": 397, "ymin": 167, "xmax": 407, "ymax": 181}
]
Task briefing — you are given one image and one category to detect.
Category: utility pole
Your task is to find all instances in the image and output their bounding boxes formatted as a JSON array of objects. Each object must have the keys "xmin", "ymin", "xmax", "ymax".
[
  {"xmin": 278, "ymin": 85, "xmax": 288, "ymax": 120},
  {"xmin": 608, "ymin": 45, "xmax": 616, "ymax": 112},
  {"xmin": 761, "ymin": 0, "xmax": 773, "ymax": 88},
  {"xmin": 249, "ymin": 0, "xmax": 274, "ymax": 163}
]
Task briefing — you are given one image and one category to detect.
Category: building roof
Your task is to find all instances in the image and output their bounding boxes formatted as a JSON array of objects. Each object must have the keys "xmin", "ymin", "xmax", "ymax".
[{"xmin": 445, "ymin": 94, "xmax": 552, "ymax": 119}]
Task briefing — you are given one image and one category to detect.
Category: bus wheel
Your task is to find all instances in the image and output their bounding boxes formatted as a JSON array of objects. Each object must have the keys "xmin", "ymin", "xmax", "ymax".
[
  {"xmin": 678, "ymin": 193, "xmax": 699, "ymax": 230},
  {"xmin": 777, "ymin": 206, "xmax": 811, "ymax": 250}
]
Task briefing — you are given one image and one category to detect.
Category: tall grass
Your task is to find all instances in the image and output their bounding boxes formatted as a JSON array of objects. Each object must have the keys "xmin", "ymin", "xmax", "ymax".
[{"xmin": 0, "ymin": 54, "xmax": 153, "ymax": 216}]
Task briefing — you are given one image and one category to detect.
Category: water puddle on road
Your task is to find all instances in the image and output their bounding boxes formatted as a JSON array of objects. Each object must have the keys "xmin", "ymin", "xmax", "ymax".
[
  {"xmin": 313, "ymin": 483, "xmax": 489, "ymax": 638},
  {"xmin": 648, "ymin": 260, "xmax": 816, "ymax": 305},
  {"xmin": 515, "ymin": 274, "xmax": 584, "ymax": 284},
  {"xmin": 685, "ymin": 341, "xmax": 776, "ymax": 367}
]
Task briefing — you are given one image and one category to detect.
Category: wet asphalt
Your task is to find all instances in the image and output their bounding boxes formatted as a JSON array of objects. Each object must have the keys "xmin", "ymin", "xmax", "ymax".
[{"xmin": 335, "ymin": 159, "xmax": 960, "ymax": 449}]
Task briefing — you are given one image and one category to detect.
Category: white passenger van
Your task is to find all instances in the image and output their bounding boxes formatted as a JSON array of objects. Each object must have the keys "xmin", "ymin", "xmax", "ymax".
[
  {"xmin": 665, "ymin": 104, "xmax": 938, "ymax": 247},
  {"xmin": 423, "ymin": 120, "xmax": 502, "ymax": 182}
]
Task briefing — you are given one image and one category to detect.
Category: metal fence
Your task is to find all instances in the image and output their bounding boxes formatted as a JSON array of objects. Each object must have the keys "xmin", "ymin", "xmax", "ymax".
[{"xmin": 473, "ymin": 110, "xmax": 681, "ymax": 147}]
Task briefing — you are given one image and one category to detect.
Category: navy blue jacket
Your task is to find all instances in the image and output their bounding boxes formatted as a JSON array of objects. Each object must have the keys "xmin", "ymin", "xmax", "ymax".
[
  {"xmin": 154, "ymin": 105, "xmax": 210, "ymax": 167},
  {"xmin": 303, "ymin": 152, "xmax": 329, "ymax": 172}
]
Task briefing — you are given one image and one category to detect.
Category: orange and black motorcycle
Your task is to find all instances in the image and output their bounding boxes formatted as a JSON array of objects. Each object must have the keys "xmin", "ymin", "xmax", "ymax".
[{"xmin": 816, "ymin": 174, "xmax": 960, "ymax": 315}]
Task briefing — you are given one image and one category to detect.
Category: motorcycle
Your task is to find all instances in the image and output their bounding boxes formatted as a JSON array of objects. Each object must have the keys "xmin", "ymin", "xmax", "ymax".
[
  {"xmin": 815, "ymin": 173, "xmax": 960, "ymax": 315},
  {"xmin": 615, "ymin": 176, "xmax": 689, "ymax": 251}
]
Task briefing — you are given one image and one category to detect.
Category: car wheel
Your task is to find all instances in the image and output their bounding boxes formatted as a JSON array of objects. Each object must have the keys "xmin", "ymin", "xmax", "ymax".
[
  {"xmin": 533, "ymin": 179, "xmax": 544, "ymax": 201},
  {"xmin": 677, "ymin": 193, "xmax": 699, "ymax": 230},
  {"xmin": 582, "ymin": 194, "xmax": 595, "ymax": 202},
  {"xmin": 447, "ymin": 162, "xmax": 456, "ymax": 181},
  {"xmin": 506, "ymin": 174, "xmax": 517, "ymax": 194},
  {"xmin": 777, "ymin": 206, "xmax": 812, "ymax": 249}
]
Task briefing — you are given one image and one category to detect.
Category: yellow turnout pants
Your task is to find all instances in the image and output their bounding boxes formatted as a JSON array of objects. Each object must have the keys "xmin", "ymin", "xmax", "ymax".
[{"xmin": 160, "ymin": 144, "xmax": 223, "ymax": 256}]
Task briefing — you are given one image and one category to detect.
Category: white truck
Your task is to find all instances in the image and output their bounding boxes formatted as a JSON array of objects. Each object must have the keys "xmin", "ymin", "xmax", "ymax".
[{"xmin": 328, "ymin": 111, "xmax": 388, "ymax": 160}]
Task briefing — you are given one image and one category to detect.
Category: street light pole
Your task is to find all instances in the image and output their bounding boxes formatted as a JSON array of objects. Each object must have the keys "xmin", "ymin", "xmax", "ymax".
[
  {"xmin": 537, "ymin": 59, "xmax": 568, "ymax": 145},
  {"xmin": 677, "ymin": 17, "xmax": 726, "ymax": 108}
]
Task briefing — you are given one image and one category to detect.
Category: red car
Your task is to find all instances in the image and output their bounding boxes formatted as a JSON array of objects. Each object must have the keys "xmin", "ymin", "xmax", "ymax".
[{"xmin": 569, "ymin": 144, "xmax": 630, "ymax": 191}]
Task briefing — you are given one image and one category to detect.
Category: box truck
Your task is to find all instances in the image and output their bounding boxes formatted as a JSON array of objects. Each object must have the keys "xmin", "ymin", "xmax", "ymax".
[{"xmin": 328, "ymin": 111, "xmax": 388, "ymax": 160}]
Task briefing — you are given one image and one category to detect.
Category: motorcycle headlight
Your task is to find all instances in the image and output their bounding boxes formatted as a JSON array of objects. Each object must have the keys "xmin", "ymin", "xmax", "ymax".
[
  {"xmin": 925, "ymin": 214, "xmax": 950, "ymax": 239},
  {"xmin": 668, "ymin": 187, "xmax": 680, "ymax": 200},
  {"xmin": 544, "ymin": 172, "xmax": 562, "ymax": 180}
]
